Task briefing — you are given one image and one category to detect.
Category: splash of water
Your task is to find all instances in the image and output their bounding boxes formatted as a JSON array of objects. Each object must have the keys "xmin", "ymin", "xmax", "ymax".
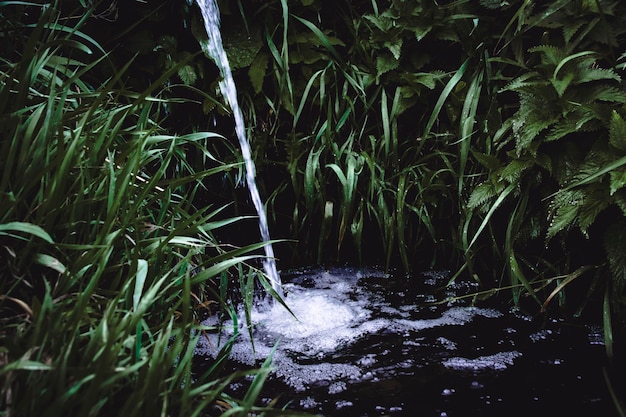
[{"xmin": 195, "ymin": 0, "xmax": 282, "ymax": 297}]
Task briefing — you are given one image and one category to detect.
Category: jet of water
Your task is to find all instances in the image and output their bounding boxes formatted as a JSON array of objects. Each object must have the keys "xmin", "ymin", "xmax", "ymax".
[{"xmin": 195, "ymin": 0, "xmax": 283, "ymax": 298}]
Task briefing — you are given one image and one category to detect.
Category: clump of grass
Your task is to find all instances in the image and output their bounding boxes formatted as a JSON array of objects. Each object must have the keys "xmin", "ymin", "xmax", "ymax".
[{"xmin": 0, "ymin": 2, "xmax": 292, "ymax": 416}]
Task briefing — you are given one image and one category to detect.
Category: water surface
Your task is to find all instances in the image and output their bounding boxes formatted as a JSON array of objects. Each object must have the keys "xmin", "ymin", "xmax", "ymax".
[{"xmin": 196, "ymin": 267, "xmax": 617, "ymax": 416}]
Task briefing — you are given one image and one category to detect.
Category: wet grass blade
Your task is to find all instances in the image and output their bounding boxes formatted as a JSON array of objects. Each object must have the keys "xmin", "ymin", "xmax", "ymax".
[{"xmin": 424, "ymin": 59, "xmax": 468, "ymax": 140}]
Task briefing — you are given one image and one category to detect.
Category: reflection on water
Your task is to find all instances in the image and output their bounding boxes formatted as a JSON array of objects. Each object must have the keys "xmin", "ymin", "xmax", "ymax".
[{"xmin": 195, "ymin": 267, "xmax": 616, "ymax": 416}]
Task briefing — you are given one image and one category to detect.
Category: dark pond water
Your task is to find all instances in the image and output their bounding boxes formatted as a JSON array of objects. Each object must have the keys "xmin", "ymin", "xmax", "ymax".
[{"xmin": 195, "ymin": 267, "xmax": 622, "ymax": 416}]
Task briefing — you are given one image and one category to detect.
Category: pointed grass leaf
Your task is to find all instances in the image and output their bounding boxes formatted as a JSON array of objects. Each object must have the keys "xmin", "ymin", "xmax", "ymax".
[
  {"xmin": 424, "ymin": 59, "xmax": 468, "ymax": 139},
  {"xmin": 466, "ymin": 182, "xmax": 515, "ymax": 252},
  {"xmin": 190, "ymin": 256, "xmax": 260, "ymax": 285},
  {"xmin": 541, "ymin": 266, "xmax": 595, "ymax": 312},
  {"xmin": 603, "ymin": 286, "xmax": 614, "ymax": 359},
  {"xmin": 293, "ymin": 16, "xmax": 343, "ymax": 64},
  {"xmin": 0, "ymin": 222, "xmax": 54, "ymax": 243},
  {"xmin": 33, "ymin": 253, "xmax": 66, "ymax": 274},
  {"xmin": 132, "ymin": 259, "xmax": 148, "ymax": 311},
  {"xmin": 0, "ymin": 360, "xmax": 53, "ymax": 375}
]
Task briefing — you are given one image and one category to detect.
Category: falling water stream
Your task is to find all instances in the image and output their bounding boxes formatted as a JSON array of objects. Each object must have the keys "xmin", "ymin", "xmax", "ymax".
[{"xmin": 196, "ymin": 0, "xmax": 282, "ymax": 297}]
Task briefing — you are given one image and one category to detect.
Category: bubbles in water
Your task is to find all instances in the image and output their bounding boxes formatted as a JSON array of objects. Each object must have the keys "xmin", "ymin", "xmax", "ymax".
[{"xmin": 442, "ymin": 351, "xmax": 522, "ymax": 371}]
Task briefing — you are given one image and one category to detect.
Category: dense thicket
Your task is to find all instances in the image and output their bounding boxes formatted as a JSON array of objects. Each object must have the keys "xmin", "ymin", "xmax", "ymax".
[
  {"xmin": 1, "ymin": 0, "xmax": 625, "ymax": 415},
  {"xmin": 189, "ymin": 0, "xmax": 626, "ymax": 336}
]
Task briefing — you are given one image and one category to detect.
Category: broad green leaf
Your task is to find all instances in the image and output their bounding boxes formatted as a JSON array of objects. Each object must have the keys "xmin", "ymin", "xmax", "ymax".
[
  {"xmin": 376, "ymin": 53, "xmax": 399, "ymax": 79},
  {"xmin": 248, "ymin": 52, "xmax": 269, "ymax": 94}
]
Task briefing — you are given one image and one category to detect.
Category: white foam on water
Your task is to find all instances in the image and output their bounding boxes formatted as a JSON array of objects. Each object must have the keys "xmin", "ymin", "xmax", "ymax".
[
  {"xmin": 195, "ymin": 268, "xmax": 515, "ymax": 392},
  {"xmin": 397, "ymin": 306, "xmax": 503, "ymax": 331},
  {"xmin": 442, "ymin": 351, "xmax": 522, "ymax": 371}
]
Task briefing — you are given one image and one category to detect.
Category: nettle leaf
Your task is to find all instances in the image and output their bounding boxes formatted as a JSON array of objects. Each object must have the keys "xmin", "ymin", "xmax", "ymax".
[
  {"xmin": 563, "ymin": 21, "xmax": 585, "ymax": 44},
  {"xmin": 401, "ymin": 71, "xmax": 444, "ymax": 90},
  {"xmin": 177, "ymin": 65, "xmax": 197, "ymax": 85},
  {"xmin": 615, "ymin": 189, "xmax": 626, "ymax": 216},
  {"xmin": 610, "ymin": 170, "xmax": 626, "ymax": 195},
  {"xmin": 530, "ymin": 45, "xmax": 566, "ymax": 66},
  {"xmin": 248, "ymin": 52, "xmax": 269, "ymax": 94},
  {"xmin": 551, "ymin": 72, "xmax": 575, "ymax": 96},
  {"xmin": 583, "ymin": 85, "xmax": 626, "ymax": 104},
  {"xmin": 384, "ymin": 37, "xmax": 403, "ymax": 60},
  {"xmin": 500, "ymin": 72, "xmax": 542, "ymax": 94},
  {"xmin": 364, "ymin": 14, "xmax": 393, "ymax": 32},
  {"xmin": 512, "ymin": 117, "xmax": 553, "ymax": 155},
  {"xmin": 472, "ymin": 151, "xmax": 502, "ymax": 171},
  {"xmin": 545, "ymin": 110, "xmax": 596, "ymax": 142},
  {"xmin": 500, "ymin": 158, "xmax": 534, "ymax": 183},
  {"xmin": 376, "ymin": 53, "xmax": 399, "ymax": 79},
  {"xmin": 578, "ymin": 185, "xmax": 609, "ymax": 234},
  {"xmin": 547, "ymin": 189, "xmax": 584, "ymax": 240},
  {"xmin": 609, "ymin": 110, "xmax": 626, "ymax": 151},
  {"xmin": 223, "ymin": 25, "xmax": 263, "ymax": 69},
  {"xmin": 576, "ymin": 66, "xmax": 621, "ymax": 85},
  {"xmin": 468, "ymin": 181, "xmax": 504, "ymax": 210}
]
